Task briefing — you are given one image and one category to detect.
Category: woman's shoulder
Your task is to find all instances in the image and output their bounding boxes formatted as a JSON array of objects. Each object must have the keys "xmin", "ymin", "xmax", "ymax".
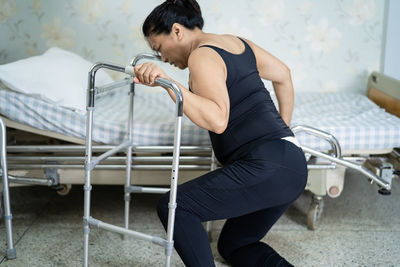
[
  {"xmin": 187, "ymin": 36, "xmax": 228, "ymax": 78},
  {"xmin": 188, "ymin": 45, "xmax": 224, "ymax": 71},
  {"xmin": 188, "ymin": 35, "xmax": 223, "ymax": 62},
  {"xmin": 196, "ymin": 34, "xmax": 254, "ymax": 55}
]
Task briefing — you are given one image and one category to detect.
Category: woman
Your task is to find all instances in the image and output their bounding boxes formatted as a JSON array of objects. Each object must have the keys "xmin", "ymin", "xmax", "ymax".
[{"xmin": 133, "ymin": 0, "xmax": 307, "ymax": 266}]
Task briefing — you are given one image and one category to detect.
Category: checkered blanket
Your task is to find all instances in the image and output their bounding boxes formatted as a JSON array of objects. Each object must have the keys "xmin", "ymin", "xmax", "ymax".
[{"xmin": 1, "ymin": 83, "xmax": 399, "ymax": 152}]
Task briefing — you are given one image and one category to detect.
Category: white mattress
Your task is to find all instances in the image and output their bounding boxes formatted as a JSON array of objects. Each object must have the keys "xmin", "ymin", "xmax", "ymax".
[
  {"xmin": 1, "ymin": 84, "xmax": 400, "ymax": 153},
  {"xmin": 288, "ymin": 92, "xmax": 400, "ymax": 152}
]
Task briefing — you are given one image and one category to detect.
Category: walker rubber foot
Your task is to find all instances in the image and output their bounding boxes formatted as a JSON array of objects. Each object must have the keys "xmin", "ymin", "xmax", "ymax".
[
  {"xmin": 378, "ymin": 188, "xmax": 391, "ymax": 195},
  {"xmin": 7, "ymin": 248, "xmax": 16, "ymax": 260}
]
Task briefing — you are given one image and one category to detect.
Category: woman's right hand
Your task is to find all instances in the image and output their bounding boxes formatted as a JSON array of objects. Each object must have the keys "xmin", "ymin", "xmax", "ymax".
[{"xmin": 133, "ymin": 62, "xmax": 168, "ymax": 87}]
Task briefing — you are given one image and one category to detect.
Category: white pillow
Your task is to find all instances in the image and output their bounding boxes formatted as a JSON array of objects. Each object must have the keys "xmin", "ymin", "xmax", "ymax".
[{"xmin": 0, "ymin": 47, "xmax": 114, "ymax": 112}]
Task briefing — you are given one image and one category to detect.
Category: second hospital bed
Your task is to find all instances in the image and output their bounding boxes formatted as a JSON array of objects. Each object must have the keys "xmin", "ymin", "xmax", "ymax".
[{"xmin": 1, "ymin": 51, "xmax": 399, "ymax": 237}]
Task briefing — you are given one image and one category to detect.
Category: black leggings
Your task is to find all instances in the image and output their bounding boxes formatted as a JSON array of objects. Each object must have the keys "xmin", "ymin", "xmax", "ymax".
[{"xmin": 157, "ymin": 138, "xmax": 307, "ymax": 267}]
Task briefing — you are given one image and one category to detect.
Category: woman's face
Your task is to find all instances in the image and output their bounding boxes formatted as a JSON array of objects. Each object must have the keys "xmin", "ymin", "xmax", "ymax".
[{"xmin": 147, "ymin": 31, "xmax": 187, "ymax": 69}]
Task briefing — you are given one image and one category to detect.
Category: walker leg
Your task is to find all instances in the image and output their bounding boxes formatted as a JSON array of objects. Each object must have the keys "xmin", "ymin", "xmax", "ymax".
[
  {"xmin": 83, "ymin": 108, "xmax": 95, "ymax": 267},
  {"xmin": 1, "ymin": 175, "xmax": 16, "ymax": 260},
  {"xmin": 1, "ymin": 118, "xmax": 16, "ymax": 260},
  {"xmin": 206, "ymin": 221, "xmax": 213, "ymax": 241},
  {"xmin": 124, "ymin": 145, "xmax": 133, "ymax": 240},
  {"xmin": 124, "ymin": 86, "xmax": 135, "ymax": 239},
  {"xmin": 83, "ymin": 182, "xmax": 92, "ymax": 267},
  {"xmin": 166, "ymin": 255, "xmax": 171, "ymax": 267},
  {"xmin": 164, "ymin": 116, "xmax": 182, "ymax": 267}
]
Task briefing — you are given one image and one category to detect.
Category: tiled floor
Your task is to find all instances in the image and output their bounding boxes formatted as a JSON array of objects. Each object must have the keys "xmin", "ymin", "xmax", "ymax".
[{"xmin": 1, "ymin": 168, "xmax": 399, "ymax": 266}]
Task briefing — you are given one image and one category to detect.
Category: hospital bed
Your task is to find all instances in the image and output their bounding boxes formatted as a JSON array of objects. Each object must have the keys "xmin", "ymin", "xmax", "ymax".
[{"xmin": 1, "ymin": 51, "xmax": 399, "ymax": 261}]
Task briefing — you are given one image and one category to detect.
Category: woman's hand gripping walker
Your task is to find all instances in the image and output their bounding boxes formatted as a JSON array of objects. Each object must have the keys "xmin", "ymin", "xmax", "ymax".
[{"xmin": 83, "ymin": 53, "xmax": 183, "ymax": 267}]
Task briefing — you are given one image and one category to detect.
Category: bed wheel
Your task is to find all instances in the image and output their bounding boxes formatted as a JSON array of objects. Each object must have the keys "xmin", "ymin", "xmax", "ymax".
[
  {"xmin": 307, "ymin": 196, "xmax": 324, "ymax": 230},
  {"xmin": 56, "ymin": 184, "xmax": 72, "ymax": 196}
]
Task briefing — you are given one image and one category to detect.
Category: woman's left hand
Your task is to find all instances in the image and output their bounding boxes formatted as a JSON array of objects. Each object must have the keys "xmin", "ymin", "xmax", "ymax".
[{"xmin": 133, "ymin": 62, "xmax": 167, "ymax": 86}]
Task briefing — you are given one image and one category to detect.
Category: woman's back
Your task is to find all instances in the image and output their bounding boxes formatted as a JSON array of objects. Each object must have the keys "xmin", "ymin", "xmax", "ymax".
[{"xmin": 197, "ymin": 35, "xmax": 293, "ymax": 165}]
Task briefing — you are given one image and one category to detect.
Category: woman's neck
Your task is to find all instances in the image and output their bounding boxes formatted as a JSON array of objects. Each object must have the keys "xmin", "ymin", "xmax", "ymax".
[{"xmin": 188, "ymin": 30, "xmax": 210, "ymax": 54}]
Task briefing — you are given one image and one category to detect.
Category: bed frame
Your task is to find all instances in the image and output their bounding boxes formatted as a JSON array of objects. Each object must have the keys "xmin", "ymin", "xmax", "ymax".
[
  {"xmin": 1, "ymin": 54, "xmax": 398, "ymax": 261},
  {"xmin": 368, "ymin": 71, "xmax": 400, "ymax": 117}
]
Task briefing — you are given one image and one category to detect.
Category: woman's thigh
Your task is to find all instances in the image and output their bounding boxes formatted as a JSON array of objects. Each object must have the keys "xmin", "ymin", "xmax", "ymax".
[{"xmin": 172, "ymin": 141, "xmax": 307, "ymax": 222}]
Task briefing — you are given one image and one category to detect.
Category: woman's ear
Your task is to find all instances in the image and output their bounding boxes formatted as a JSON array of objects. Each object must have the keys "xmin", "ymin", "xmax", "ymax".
[{"xmin": 171, "ymin": 23, "xmax": 183, "ymax": 41}]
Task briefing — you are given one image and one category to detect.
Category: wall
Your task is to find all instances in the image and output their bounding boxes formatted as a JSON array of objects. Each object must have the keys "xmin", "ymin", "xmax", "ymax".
[
  {"xmin": 0, "ymin": 0, "xmax": 385, "ymax": 92},
  {"xmin": 383, "ymin": 0, "xmax": 400, "ymax": 81}
]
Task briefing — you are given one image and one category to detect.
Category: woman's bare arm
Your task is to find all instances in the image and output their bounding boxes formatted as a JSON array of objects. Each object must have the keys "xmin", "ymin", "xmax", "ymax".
[{"xmin": 134, "ymin": 47, "xmax": 230, "ymax": 133}]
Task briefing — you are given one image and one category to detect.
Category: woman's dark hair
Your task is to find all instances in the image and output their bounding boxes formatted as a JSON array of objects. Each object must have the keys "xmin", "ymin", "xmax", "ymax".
[{"xmin": 142, "ymin": 0, "xmax": 204, "ymax": 37}]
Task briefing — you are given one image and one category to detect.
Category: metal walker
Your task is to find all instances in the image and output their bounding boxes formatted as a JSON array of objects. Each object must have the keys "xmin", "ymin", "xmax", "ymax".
[{"xmin": 82, "ymin": 53, "xmax": 183, "ymax": 267}]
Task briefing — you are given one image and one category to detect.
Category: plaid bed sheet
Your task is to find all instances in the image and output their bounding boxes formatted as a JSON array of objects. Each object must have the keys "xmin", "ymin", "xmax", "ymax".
[
  {"xmin": 0, "ymin": 84, "xmax": 210, "ymax": 146},
  {"xmin": 1, "ymin": 85, "xmax": 399, "ymax": 152},
  {"xmin": 288, "ymin": 92, "xmax": 400, "ymax": 151}
]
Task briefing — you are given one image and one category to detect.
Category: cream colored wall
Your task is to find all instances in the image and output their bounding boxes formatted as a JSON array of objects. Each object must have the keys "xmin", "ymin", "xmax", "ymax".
[{"xmin": 0, "ymin": 0, "xmax": 385, "ymax": 92}]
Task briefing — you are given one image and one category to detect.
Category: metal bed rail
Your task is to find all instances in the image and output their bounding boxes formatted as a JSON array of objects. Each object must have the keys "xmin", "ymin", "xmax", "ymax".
[
  {"xmin": 6, "ymin": 145, "xmax": 212, "ymax": 153},
  {"xmin": 6, "ymin": 148, "xmax": 213, "ymax": 175},
  {"xmin": 6, "ymin": 146, "xmax": 215, "ymax": 184},
  {"xmin": 291, "ymin": 125, "xmax": 391, "ymax": 191}
]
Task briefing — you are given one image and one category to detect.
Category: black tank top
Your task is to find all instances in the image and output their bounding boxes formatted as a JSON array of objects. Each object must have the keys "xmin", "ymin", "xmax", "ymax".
[{"xmin": 199, "ymin": 38, "xmax": 293, "ymax": 165}]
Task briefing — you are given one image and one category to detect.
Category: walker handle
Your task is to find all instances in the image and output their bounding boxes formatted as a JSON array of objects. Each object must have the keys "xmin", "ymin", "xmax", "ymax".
[
  {"xmin": 122, "ymin": 70, "xmax": 183, "ymax": 117},
  {"xmin": 123, "ymin": 66, "xmax": 182, "ymax": 112},
  {"xmin": 88, "ymin": 54, "xmax": 183, "ymax": 116},
  {"xmin": 127, "ymin": 53, "xmax": 183, "ymax": 117}
]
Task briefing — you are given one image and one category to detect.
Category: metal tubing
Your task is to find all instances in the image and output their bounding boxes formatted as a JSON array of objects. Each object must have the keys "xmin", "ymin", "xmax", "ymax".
[
  {"xmin": 8, "ymin": 176, "xmax": 53, "ymax": 186},
  {"xmin": 84, "ymin": 61, "xmax": 135, "ymax": 266},
  {"xmin": 165, "ymin": 115, "xmax": 182, "ymax": 264},
  {"xmin": 155, "ymin": 78, "xmax": 184, "ymax": 117},
  {"xmin": 7, "ymin": 164, "xmax": 210, "ymax": 170},
  {"xmin": 133, "ymin": 146, "xmax": 211, "ymax": 153},
  {"xmin": 96, "ymin": 78, "xmax": 131, "ymax": 96},
  {"xmin": 126, "ymin": 186, "xmax": 170, "ymax": 194},
  {"xmin": 124, "ymin": 84, "xmax": 135, "ymax": 233},
  {"xmin": 301, "ymin": 145, "xmax": 391, "ymax": 190},
  {"xmin": 291, "ymin": 125, "xmax": 342, "ymax": 158},
  {"xmin": 88, "ymin": 63, "xmax": 127, "ymax": 108},
  {"xmin": 131, "ymin": 53, "xmax": 183, "ymax": 116},
  {"xmin": 0, "ymin": 118, "xmax": 16, "ymax": 259},
  {"xmin": 292, "ymin": 125, "xmax": 390, "ymax": 190},
  {"xmin": 83, "ymin": 108, "xmax": 94, "ymax": 267},
  {"xmin": 307, "ymin": 164, "xmax": 337, "ymax": 170},
  {"xmin": 84, "ymin": 58, "xmax": 184, "ymax": 266},
  {"xmin": 131, "ymin": 52, "xmax": 185, "ymax": 265},
  {"xmin": 7, "ymin": 145, "xmax": 112, "ymax": 152},
  {"xmin": 7, "ymin": 156, "xmax": 211, "ymax": 163},
  {"xmin": 130, "ymin": 53, "xmax": 161, "ymax": 66},
  {"xmin": 90, "ymin": 140, "xmax": 132, "ymax": 170},
  {"xmin": 6, "ymin": 145, "xmax": 212, "ymax": 153},
  {"xmin": 88, "ymin": 217, "xmax": 161, "ymax": 244}
]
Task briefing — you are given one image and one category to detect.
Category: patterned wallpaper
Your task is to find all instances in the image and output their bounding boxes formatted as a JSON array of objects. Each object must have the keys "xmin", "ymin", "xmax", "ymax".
[{"xmin": 0, "ymin": 0, "xmax": 384, "ymax": 93}]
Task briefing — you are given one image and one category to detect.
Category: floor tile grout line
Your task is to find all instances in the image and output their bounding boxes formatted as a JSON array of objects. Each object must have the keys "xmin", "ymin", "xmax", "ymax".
[{"xmin": 0, "ymin": 193, "xmax": 56, "ymax": 265}]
